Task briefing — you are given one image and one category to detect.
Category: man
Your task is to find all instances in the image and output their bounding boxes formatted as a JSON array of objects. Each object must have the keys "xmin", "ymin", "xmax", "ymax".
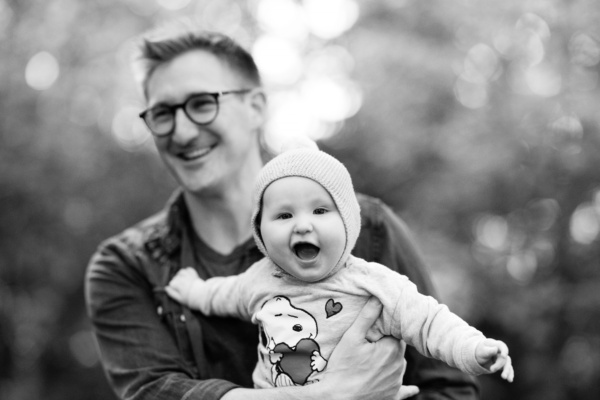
[{"xmin": 85, "ymin": 27, "xmax": 479, "ymax": 400}]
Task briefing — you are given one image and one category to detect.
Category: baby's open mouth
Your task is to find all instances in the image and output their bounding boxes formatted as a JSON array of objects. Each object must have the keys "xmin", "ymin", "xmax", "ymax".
[{"xmin": 293, "ymin": 243, "xmax": 320, "ymax": 260}]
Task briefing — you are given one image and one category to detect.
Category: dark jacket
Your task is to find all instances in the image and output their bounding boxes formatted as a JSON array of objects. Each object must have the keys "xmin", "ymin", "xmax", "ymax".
[{"xmin": 85, "ymin": 191, "xmax": 479, "ymax": 400}]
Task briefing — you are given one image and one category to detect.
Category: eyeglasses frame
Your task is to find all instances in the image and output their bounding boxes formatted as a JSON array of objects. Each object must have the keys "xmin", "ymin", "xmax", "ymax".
[{"xmin": 139, "ymin": 88, "xmax": 254, "ymax": 137}]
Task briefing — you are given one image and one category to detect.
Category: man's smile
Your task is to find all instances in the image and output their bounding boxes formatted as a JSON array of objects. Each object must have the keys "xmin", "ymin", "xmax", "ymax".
[{"xmin": 177, "ymin": 144, "xmax": 216, "ymax": 161}]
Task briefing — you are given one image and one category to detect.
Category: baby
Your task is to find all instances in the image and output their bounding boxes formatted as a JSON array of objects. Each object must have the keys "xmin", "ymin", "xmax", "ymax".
[{"xmin": 166, "ymin": 141, "xmax": 514, "ymax": 390}]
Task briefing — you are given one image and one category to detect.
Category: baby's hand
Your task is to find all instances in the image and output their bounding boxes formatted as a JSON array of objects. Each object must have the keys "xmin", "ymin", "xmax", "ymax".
[
  {"xmin": 475, "ymin": 339, "xmax": 514, "ymax": 382},
  {"xmin": 165, "ymin": 267, "xmax": 200, "ymax": 306}
]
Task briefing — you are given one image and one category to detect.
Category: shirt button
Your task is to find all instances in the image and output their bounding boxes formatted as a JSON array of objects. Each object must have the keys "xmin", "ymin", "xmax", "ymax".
[{"xmin": 180, "ymin": 314, "xmax": 186, "ymax": 322}]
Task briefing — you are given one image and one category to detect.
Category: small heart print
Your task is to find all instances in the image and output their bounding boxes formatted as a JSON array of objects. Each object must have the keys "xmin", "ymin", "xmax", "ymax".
[{"xmin": 325, "ymin": 298, "xmax": 342, "ymax": 318}]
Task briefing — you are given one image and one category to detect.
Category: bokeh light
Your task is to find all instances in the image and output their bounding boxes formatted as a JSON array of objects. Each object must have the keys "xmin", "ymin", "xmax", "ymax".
[
  {"xmin": 454, "ymin": 77, "xmax": 488, "ymax": 109},
  {"xmin": 25, "ymin": 51, "xmax": 60, "ymax": 91},
  {"xmin": 251, "ymin": 0, "xmax": 362, "ymax": 148},
  {"xmin": 454, "ymin": 43, "xmax": 500, "ymax": 108},
  {"xmin": 570, "ymin": 201, "xmax": 600, "ymax": 245},
  {"xmin": 494, "ymin": 13, "xmax": 549, "ymax": 67},
  {"xmin": 506, "ymin": 250, "xmax": 537, "ymax": 283},
  {"xmin": 253, "ymin": 35, "xmax": 303, "ymax": 85},
  {"xmin": 462, "ymin": 44, "xmax": 500, "ymax": 84},
  {"xmin": 264, "ymin": 91, "xmax": 330, "ymax": 151},
  {"xmin": 111, "ymin": 106, "xmax": 150, "ymax": 151},
  {"xmin": 300, "ymin": 76, "xmax": 362, "ymax": 122},
  {"xmin": 474, "ymin": 214, "xmax": 509, "ymax": 251},
  {"xmin": 528, "ymin": 198, "xmax": 560, "ymax": 231},
  {"xmin": 569, "ymin": 32, "xmax": 600, "ymax": 67},
  {"xmin": 526, "ymin": 62, "xmax": 562, "ymax": 97},
  {"xmin": 306, "ymin": 45, "xmax": 355, "ymax": 77},
  {"xmin": 255, "ymin": 0, "xmax": 308, "ymax": 42},
  {"xmin": 194, "ymin": 0, "xmax": 244, "ymax": 35},
  {"xmin": 516, "ymin": 13, "xmax": 551, "ymax": 42},
  {"xmin": 303, "ymin": 0, "xmax": 359, "ymax": 39},
  {"xmin": 550, "ymin": 113, "xmax": 583, "ymax": 144}
]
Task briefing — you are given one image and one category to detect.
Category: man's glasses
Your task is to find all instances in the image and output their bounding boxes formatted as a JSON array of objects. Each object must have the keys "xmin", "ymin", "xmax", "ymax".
[{"xmin": 139, "ymin": 89, "xmax": 253, "ymax": 137}]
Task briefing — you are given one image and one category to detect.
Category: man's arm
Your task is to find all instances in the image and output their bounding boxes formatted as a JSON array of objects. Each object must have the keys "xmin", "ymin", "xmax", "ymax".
[
  {"xmin": 355, "ymin": 194, "xmax": 481, "ymax": 400},
  {"xmin": 85, "ymin": 239, "xmax": 239, "ymax": 400}
]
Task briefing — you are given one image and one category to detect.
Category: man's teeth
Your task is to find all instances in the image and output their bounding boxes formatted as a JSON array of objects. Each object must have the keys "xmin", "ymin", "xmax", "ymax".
[{"xmin": 181, "ymin": 147, "xmax": 212, "ymax": 160}]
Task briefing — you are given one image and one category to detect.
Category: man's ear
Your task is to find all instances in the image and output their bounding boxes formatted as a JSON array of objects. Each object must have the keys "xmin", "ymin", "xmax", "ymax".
[{"xmin": 248, "ymin": 88, "xmax": 267, "ymax": 129}]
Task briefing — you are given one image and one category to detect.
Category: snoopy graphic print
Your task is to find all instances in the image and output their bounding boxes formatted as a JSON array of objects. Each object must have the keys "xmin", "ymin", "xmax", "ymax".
[{"xmin": 256, "ymin": 296, "xmax": 342, "ymax": 386}]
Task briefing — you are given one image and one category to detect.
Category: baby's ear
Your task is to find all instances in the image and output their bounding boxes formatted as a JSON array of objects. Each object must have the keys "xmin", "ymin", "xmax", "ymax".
[{"xmin": 279, "ymin": 136, "xmax": 319, "ymax": 153}]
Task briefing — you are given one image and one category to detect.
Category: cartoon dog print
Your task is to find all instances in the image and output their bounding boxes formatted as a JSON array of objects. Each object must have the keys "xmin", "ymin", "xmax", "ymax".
[{"xmin": 256, "ymin": 296, "xmax": 328, "ymax": 386}]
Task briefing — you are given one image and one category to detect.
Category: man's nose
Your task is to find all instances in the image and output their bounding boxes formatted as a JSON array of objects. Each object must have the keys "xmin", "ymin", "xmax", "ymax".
[{"xmin": 171, "ymin": 109, "xmax": 199, "ymax": 144}]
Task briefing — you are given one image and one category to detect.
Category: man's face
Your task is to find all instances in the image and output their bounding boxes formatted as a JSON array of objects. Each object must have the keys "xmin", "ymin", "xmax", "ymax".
[
  {"xmin": 145, "ymin": 50, "xmax": 264, "ymax": 195},
  {"xmin": 260, "ymin": 176, "xmax": 346, "ymax": 282}
]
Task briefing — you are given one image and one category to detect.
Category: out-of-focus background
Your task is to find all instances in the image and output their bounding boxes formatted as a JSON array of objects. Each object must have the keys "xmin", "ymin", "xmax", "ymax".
[{"xmin": 1, "ymin": 0, "xmax": 600, "ymax": 399}]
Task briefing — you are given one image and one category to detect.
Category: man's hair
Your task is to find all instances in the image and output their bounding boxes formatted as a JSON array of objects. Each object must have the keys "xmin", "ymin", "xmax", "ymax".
[{"xmin": 135, "ymin": 28, "xmax": 261, "ymax": 97}]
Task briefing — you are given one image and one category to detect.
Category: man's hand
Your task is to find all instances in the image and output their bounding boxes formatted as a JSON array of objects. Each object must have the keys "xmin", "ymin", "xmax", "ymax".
[
  {"xmin": 165, "ymin": 267, "xmax": 201, "ymax": 306},
  {"xmin": 475, "ymin": 338, "xmax": 514, "ymax": 382},
  {"xmin": 320, "ymin": 297, "xmax": 420, "ymax": 400}
]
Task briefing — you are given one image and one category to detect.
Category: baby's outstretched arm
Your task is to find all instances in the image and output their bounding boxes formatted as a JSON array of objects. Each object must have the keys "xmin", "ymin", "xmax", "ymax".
[
  {"xmin": 165, "ymin": 267, "xmax": 205, "ymax": 309},
  {"xmin": 475, "ymin": 338, "xmax": 514, "ymax": 382},
  {"xmin": 165, "ymin": 267, "xmax": 249, "ymax": 318}
]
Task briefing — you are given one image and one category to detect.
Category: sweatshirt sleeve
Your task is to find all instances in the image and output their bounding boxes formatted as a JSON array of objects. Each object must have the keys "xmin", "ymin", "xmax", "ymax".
[
  {"xmin": 359, "ymin": 262, "xmax": 490, "ymax": 376},
  {"xmin": 189, "ymin": 261, "xmax": 269, "ymax": 321}
]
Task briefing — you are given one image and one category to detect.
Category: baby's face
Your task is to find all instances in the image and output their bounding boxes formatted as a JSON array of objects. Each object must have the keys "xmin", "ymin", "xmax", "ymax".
[{"xmin": 260, "ymin": 176, "xmax": 346, "ymax": 282}]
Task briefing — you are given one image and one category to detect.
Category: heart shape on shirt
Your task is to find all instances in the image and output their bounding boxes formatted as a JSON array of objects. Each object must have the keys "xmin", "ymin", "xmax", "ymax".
[
  {"xmin": 273, "ymin": 338, "xmax": 319, "ymax": 385},
  {"xmin": 325, "ymin": 298, "xmax": 343, "ymax": 318}
]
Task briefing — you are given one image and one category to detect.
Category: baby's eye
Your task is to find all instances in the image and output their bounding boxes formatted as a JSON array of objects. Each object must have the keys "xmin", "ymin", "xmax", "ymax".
[
  {"xmin": 277, "ymin": 213, "xmax": 292, "ymax": 220},
  {"xmin": 313, "ymin": 208, "xmax": 328, "ymax": 215}
]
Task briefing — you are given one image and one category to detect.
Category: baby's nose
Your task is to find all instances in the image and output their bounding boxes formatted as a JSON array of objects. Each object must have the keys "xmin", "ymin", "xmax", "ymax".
[{"xmin": 293, "ymin": 217, "xmax": 313, "ymax": 234}]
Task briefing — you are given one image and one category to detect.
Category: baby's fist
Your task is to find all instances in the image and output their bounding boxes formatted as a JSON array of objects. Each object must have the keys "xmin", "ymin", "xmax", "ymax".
[
  {"xmin": 165, "ymin": 267, "xmax": 199, "ymax": 305},
  {"xmin": 475, "ymin": 339, "xmax": 514, "ymax": 382}
]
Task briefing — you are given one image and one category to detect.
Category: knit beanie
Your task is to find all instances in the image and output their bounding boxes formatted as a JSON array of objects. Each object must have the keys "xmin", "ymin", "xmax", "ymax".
[{"xmin": 251, "ymin": 140, "xmax": 361, "ymax": 275}]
